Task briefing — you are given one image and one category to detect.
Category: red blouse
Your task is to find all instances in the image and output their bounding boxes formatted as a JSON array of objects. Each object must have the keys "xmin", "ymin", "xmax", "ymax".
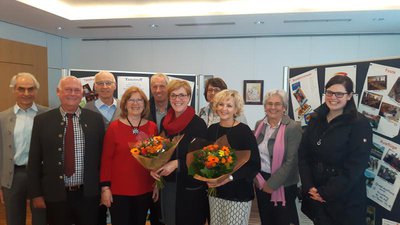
[{"xmin": 100, "ymin": 119, "xmax": 158, "ymax": 196}]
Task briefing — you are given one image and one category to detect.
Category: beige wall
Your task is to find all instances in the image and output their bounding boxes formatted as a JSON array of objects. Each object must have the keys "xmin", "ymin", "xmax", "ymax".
[{"xmin": 0, "ymin": 38, "xmax": 48, "ymax": 111}]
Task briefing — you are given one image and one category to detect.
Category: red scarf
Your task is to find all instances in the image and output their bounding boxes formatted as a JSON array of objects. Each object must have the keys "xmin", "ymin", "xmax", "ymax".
[{"xmin": 162, "ymin": 106, "xmax": 195, "ymax": 135}]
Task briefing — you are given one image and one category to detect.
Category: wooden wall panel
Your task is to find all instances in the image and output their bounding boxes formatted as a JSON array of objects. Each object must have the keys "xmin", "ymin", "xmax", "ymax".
[{"xmin": 0, "ymin": 38, "xmax": 48, "ymax": 111}]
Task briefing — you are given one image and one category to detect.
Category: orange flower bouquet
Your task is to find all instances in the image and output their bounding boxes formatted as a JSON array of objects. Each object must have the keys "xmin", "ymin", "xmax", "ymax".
[
  {"xmin": 187, "ymin": 135, "xmax": 250, "ymax": 196},
  {"xmin": 130, "ymin": 133, "xmax": 183, "ymax": 189}
]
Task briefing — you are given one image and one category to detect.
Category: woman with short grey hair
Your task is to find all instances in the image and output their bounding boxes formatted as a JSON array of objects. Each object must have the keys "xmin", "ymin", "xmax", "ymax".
[{"xmin": 254, "ymin": 89, "xmax": 302, "ymax": 225}]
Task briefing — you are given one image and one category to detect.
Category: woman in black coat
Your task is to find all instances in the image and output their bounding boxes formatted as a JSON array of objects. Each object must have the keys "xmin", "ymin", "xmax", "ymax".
[{"xmin": 298, "ymin": 75, "xmax": 372, "ymax": 225}]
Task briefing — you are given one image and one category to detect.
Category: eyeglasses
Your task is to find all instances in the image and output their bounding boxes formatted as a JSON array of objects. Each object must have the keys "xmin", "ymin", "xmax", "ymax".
[
  {"xmin": 16, "ymin": 87, "xmax": 36, "ymax": 94},
  {"xmin": 95, "ymin": 81, "xmax": 114, "ymax": 86},
  {"xmin": 170, "ymin": 94, "xmax": 189, "ymax": 100},
  {"xmin": 266, "ymin": 102, "xmax": 283, "ymax": 107},
  {"xmin": 207, "ymin": 87, "xmax": 221, "ymax": 93},
  {"xmin": 325, "ymin": 90, "xmax": 349, "ymax": 98},
  {"xmin": 127, "ymin": 98, "xmax": 144, "ymax": 103}
]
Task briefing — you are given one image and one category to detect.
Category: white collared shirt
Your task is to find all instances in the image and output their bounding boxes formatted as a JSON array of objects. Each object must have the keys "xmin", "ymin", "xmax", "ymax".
[
  {"xmin": 13, "ymin": 103, "xmax": 38, "ymax": 165},
  {"xmin": 258, "ymin": 118, "xmax": 281, "ymax": 173},
  {"xmin": 95, "ymin": 98, "xmax": 117, "ymax": 122}
]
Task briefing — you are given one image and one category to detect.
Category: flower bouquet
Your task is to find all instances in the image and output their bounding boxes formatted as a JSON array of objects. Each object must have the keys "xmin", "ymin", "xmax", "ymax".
[
  {"xmin": 187, "ymin": 135, "xmax": 250, "ymax": 196},
  {"xmin": 130, "ymin": 132, "xmax": 184, "ymax": 189}
]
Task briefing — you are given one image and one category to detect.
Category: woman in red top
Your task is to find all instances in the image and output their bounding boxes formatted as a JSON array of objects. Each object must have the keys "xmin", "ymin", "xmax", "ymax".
[{"xmin": 100, "ymin": 86, "xmax": 158, "ymax": 225}]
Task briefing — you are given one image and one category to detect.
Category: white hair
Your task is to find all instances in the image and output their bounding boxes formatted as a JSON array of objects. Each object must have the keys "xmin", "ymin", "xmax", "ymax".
[{"xmin": 9, "ymin": 72, "xmax": 40, "ymax": 89}]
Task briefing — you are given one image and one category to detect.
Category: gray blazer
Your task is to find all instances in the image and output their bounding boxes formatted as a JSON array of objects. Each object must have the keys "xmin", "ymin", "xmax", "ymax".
[
  {"xmin": 0, "ymin": 104, "xmax": 48, "ymax": 188},
  {"xmin": 255, "ymin": 114, "xmax": 302, "ymax": 189},
  {"xmin": 84, "ymin": 99, "xmax": 121, "ymax": 129}
]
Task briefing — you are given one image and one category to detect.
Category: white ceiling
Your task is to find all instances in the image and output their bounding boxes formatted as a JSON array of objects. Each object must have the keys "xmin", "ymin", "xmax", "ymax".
[{"xmin": 0, "ymin": 1, "xmax": 400, "ymax": 40}]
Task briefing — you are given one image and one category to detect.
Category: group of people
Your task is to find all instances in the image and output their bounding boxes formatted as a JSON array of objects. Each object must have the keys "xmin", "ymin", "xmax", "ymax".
[{"xmin": 0, "ymin": 71, "xmax": 372, "ymax": 225}]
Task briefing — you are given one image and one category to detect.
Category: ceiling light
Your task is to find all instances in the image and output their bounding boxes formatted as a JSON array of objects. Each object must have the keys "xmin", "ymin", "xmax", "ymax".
[
  {"xmin": 57, "ymin": 26, "xmax": 62, "ymax": 30},
  {"xmin": 254, "ymin": 21, "xmax": 265, "ymax": 25},
  {"xmin": 149, "ymin": 24, "xmax": 159, "ymax": 28},
  {"xmin": 17, "ymin": 0, "xmax": 400, "ymax": 20}
]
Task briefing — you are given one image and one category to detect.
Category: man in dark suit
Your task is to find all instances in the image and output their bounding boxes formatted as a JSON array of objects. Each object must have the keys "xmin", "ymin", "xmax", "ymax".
[
  {"xmin": 28, "ymin": 76, "xmax": 105, "ymax": 225},
  {"xmin": 0, "ymin": 72, "xmax": 47, "ymax": 225},
  {"xmin": 147, "ymin": 73, "xmax": 170, "ymax": 225}
]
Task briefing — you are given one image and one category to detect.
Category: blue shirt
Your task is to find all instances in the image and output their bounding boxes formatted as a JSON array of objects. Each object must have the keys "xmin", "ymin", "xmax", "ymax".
[
  {"xmin": 13, "ymin": 103, "xmax": 38, "ymax": 165},
  {"xmin": 95, "ymin": 98, "xmax": 117, "ymax": 122}
]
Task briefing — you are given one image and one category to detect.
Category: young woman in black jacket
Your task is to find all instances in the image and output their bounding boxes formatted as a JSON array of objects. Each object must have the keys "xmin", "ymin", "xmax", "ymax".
[{"xmin": 299, "ymin": 75, "xmax": 372, "ymax": 225}]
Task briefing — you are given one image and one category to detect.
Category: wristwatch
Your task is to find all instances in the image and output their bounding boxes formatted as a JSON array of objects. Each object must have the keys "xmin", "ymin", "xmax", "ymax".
[{"xmin": 228, "ymin": 175, "xmax": 234, "ymax": 181}]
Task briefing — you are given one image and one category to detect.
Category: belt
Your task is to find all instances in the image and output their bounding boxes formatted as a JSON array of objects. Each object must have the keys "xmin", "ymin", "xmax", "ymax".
[
  {"xmin": 14, "ymin": 165, "xmax": 26, "ymax": 169},
  {"xmin": 65, "ymin": 185, "xmax": 83, "ymax": 191}
]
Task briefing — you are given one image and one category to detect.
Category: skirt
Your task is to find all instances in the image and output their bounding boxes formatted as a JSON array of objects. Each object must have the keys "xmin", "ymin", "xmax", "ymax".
[{"xmin": 209, "ymin": 196, "xmax": 252, "ymax": 225}]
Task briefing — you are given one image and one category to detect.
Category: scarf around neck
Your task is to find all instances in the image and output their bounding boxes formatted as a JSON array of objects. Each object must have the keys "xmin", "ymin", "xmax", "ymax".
[
  {"xmin": 162, "ymin": 106, "xmax": 195, "ymax": 135},
  {"xmin": 254, "ymin": 120, "xmax": 287, "ymax": 206}
]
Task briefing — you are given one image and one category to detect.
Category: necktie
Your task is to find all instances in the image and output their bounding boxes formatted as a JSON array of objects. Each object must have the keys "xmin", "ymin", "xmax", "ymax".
[{"xmin": 64, "ymin": 113, "xmax": 75, "ymax": 177}]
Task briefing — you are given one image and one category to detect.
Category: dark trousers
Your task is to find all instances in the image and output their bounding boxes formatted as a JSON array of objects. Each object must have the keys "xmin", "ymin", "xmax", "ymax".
[
  {"xmin": 97, "ymin": 204, "xmax": 108, "ymax": 225},
  {"xmin": 46, "ymin": 189, "xmax": 99, "ymax": 225},
  {"xmin": 110, "ymin": 192, "xmax": 152, "ymax": 225},
  {"xmin": 255, "ymin": 172, "xmax": 299, "ymax": 225},
  {"xmin": 149, "ymin": 200, "xmax": 165, "ymax": 225},
  {"xmin": 3, "ymin": 167, "xmax": 46, "ymax": 225}
]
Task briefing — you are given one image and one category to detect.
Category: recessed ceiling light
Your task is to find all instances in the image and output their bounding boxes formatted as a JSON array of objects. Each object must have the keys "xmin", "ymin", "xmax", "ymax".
[
  {"xmin": 254, "ymin": 21, "xmax": 264, "ymax": 25},
  {"xmin": 150, "ymin": 24, "xmax": 159, "ymax": 28},
  {"xmin": 57, "ymin": 26, "xmax": 62, "ymax": 30}
]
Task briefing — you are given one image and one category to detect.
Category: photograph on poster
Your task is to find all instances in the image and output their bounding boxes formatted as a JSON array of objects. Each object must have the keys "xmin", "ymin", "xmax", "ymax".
[
  {"xmin": 292, "ymin": 82, "xmax": 308, "ymax": 106},
  {"xmin": 383, "ymin": 150, "xmax": 400, "ymax": 172},
  {"xmin": 372, "ymin": 142, "xmax": 385, "ymax": 159},
  {"xmin": 388, "ymin": 77, "xmax": 400, "ymax": 104},
  {"xmin": 366, "ymin": 205, "xmax": 376, "ymax": 225},
  {"xmin": 379, "ymin": 102, "xmax": 400, "ymax": 122},
  {"xmin": 361, "ymin": 110, "xmax": 381, "ymax": 129},
  {"xmin": 368, "ymin": 156, "xmax": 380, "ymax": 172},
  {"xmin": 365, "ymin": 169, "xmax": 375, "ymax": 187},
  {"xmin": 377, "ymin": 164, "xmax": 397, "ymax": 185},
  {"xmin": 83, "ymin": 83, "xmax": 98, "ymax": 102},
  {"xmin": 361, "ymin": 91, "xmax": 383, "ymax": 109},
  {"xmin": 368, "ymin": 75, "xmax": 387, "ymax": 91}
]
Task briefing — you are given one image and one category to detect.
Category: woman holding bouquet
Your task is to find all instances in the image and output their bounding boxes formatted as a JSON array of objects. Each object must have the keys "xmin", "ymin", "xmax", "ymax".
[
  {"xmin": 100, "ymin": 86, "xmax": 158, "ymax": 225},
  {"xmin": 206, "ymin": 89, "xmax": 261, "ymax": 225},
  {"xmin": 151, "ymin": 80, "xmax": 208, "ymax": 225},
  {"xmin": 254, "ymin": 90, "xmax": 302, "ymax": 225}
]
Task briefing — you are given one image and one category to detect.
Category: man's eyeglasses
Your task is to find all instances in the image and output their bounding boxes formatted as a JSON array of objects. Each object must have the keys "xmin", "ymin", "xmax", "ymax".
[
  {"xmin": 325, "ymin": 90, "xmax": 349, "ymax": 98},
  {"xmin": 170, "ymin": 94, "xmax": 189, "ymax": 100},
  {"xmin": 95, "ymin": 81, "xmax": 114, "ymax": 86},
  {"xmin": 127, "ymin": 98, "xmax": 144, "ymax": 103}
]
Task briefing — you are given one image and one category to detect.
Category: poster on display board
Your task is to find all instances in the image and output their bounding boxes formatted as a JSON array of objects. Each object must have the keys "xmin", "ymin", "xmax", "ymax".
[
  {"xmin": 288, "ymin": 68, "xmax": 321, "ymax": 126},
  {"xmin": 382, "ymin": 218, "xmax": 400, "ymax": 225},
  {"xmin": 366, "ymin": 134, "xmax": 400, "ymax": 211},
  {"xmin": 69, "ymin": 69, "xmax": 198, "ymax": 109},
  {"xmin": 358, "ymin": 63, "xmax": 400, "ymax": 138}
]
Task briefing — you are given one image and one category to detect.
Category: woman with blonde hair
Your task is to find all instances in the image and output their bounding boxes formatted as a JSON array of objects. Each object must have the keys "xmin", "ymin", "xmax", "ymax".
[{"xmin": 206, "ymin": 89, "xmax": 260, "ymax": 225}]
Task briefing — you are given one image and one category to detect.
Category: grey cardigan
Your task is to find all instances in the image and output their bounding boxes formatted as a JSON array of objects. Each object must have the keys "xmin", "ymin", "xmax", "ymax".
[{"xmin": 255, "ymin": 114, "xmax": 302, "ymax": 190}]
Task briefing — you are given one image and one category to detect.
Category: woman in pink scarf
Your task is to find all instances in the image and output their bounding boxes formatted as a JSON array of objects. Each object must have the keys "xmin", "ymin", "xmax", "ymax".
[{"xmin": 254, "ymin": 89, "xmax": 302, "ymax": 225}]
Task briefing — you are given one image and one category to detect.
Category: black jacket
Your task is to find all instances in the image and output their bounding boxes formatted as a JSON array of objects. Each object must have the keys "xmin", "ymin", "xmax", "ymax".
[{"xmin": 299, "ymin": 103, "xmax": 372, "ymax": 225}]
